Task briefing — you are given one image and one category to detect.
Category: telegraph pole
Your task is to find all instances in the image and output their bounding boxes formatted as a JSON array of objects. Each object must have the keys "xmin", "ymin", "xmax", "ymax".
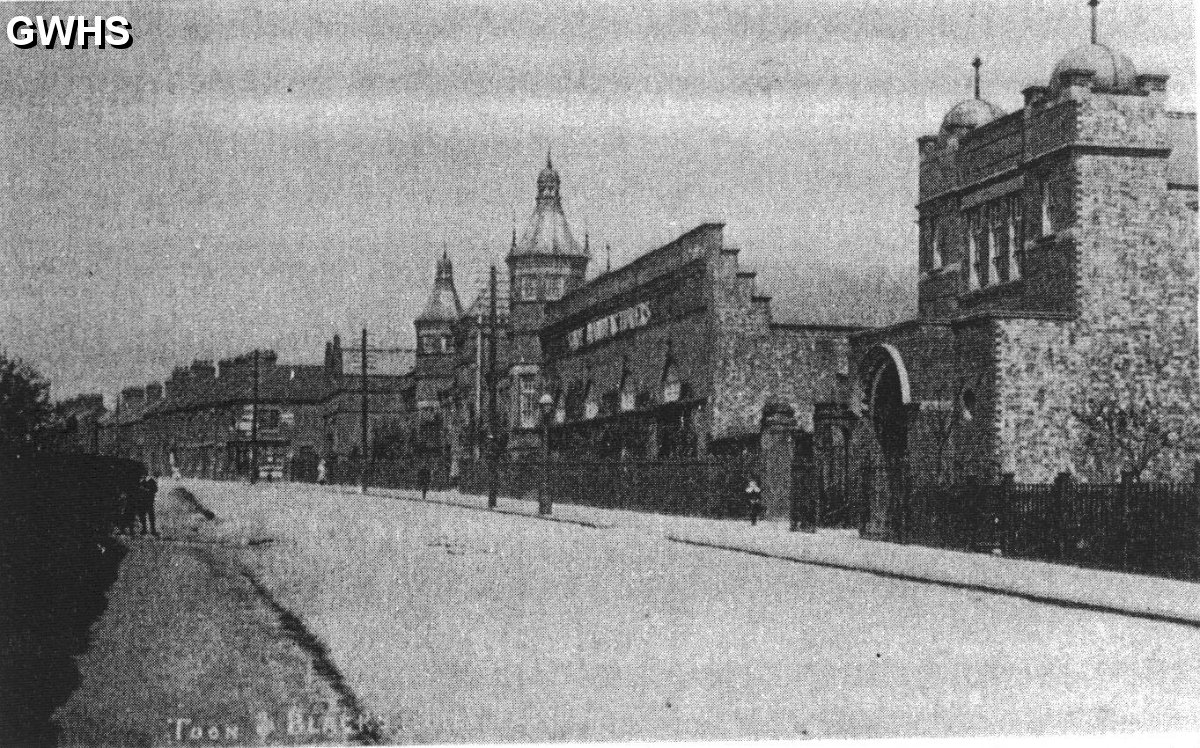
[
  {"xmin": 360, "ymin": 327, "xmax": 369, "ymax": 494},
  {"xmin": 250, "ymin": 348, "xmax": 259, "ymax": 484},
  {"xmin": 487, "ymin": 265, "xmax": 499, "ymax": 509}
]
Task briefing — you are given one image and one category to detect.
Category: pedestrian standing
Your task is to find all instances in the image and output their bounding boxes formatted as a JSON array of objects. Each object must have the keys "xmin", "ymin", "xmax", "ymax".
[
  {"xmin": 317, "ymin": 458, "xmax": 328, "ymax": 485},
  {"xmin": 135, "ymin": 476, "xmax": 159, "ymax": 536},
  {"xmin": 417, "ymin": 466, "xmax": 432, "ymax": 501},
  {"xmin": 745, "ymin": 476, "xmax": 763, "ymax": 526}
]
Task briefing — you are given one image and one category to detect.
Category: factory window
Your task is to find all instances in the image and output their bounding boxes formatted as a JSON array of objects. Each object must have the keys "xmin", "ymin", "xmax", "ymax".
[
  {"xmin": 518, "ymin": 374, "xmax": 538, "ymax": 429},
  {"xmin": 961, "ymin": 388, "xmax": 976, "ymax": 422},
  {"xmin": 554, "ymin": 392, "xmax": 566, "ymax": 424},
  {"xmin": 519, "ymin": 275, "xmax": 540, "ymax": 301},
  {"xmin": 923, "ymin": 214, "xmax": 944, "ymax": 270},
  {"xmin": 966, "ymin": 208, "xmax": 982, "ymax": 289},
  {"xmin": 1040, "ymin": 177, "xmax": 1053, "ymax": 236},
  {"xmin": 584, "ymin": 382, "xmax": 598, "ymax": 420},
  {"xmin": 620, "ymin": 366, "xmax": 637, "ymax": 411},
  {"xmin": 544, "ymin": 276, "xmax": 565, "ymax": 301},
  {"xmin": 662, "ymin": 362, "xmax": 681, "ymax": 403},
  {"xmin": 1008, "ymin": 195, "xmax": 1023, "ymax": 280},
  {"xmin": 933, "ymin": 217, "xmax": 945, "ymax": 269},
  {"xmin": 989, "ymin": 202, "xmax": 1006, "ymax": 284}
]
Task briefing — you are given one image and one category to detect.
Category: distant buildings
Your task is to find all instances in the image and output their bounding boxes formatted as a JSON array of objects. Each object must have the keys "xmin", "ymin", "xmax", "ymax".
[{"xmin": 98, "ymin": 347, "xmax": 408, "ymax": 480}]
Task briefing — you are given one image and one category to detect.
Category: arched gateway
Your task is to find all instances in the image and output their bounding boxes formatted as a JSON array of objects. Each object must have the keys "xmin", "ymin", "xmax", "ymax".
[
  {"xmin": 864, "ymin": 344, "xmax": 911, "ymax": 459},
  {"xmin": 860, "ymin": 344, "xmax": 912, "ymax": 537}
]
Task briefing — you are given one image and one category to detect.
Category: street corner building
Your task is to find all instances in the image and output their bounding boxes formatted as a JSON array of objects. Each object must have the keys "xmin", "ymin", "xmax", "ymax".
[{"xmin": 845, "ymin": 31, "xmax": 1200, "ymax": 535}]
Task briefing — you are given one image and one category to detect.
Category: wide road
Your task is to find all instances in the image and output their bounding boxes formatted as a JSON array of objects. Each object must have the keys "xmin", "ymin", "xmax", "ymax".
[{"xmin": 192, "ymin": 479, "xmax": 1200, "ymax": 742}]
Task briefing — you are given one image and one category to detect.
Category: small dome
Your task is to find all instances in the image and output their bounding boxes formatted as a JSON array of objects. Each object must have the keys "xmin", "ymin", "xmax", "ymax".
[
  {"xmin": 1051, "ymin": 43, "xmax": 1138, "ymax": 93},
  {"xmin": 537, "ymin": 157, "xmax": 560, "ymax": 198},
  {"xmin": 940, "ymin": 98, "xmax": 1006, "ymax": 134}
]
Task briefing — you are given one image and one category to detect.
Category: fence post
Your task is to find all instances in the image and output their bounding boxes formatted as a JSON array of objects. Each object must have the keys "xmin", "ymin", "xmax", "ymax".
[
  {"xmin": 1193, "ymin": 461, "xmax": 1200, "ymax": 579},
  {"xmin": 860, "ymin": 455, "xmax": 873, "ymax": 536},
  {"xmin": 1120, "ymin": 470, "xmax": 1134, "ymax": 572},
  {"xmin": 704, "ymin": 459, "xmax": 717, "ymax": 518},
  {"xmin": 760, "ymin": 400, "xmax": 797, "ymax": 524},
  {"xmin": 1052, "ymin": 471, "xmax": 1072, "ymax": 561},
  {"xmin": 998, "ymin": 473, "xmax": 1014, "ymax": 555}
]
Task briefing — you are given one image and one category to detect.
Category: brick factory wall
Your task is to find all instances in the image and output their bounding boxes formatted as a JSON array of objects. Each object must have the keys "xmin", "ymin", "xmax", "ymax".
[{"xmin": 711, "ymin": 326, "xmax": 850, "ymax": 441}]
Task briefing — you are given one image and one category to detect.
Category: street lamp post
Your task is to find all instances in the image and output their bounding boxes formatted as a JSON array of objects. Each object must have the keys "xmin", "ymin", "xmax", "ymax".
[
  {"xmin": 250, "ymin": 348, "xmax": 259, "ymax": 485},
  {"xmin": 538, "ymin": 392, "xmax": 554, "ymax": 515}
]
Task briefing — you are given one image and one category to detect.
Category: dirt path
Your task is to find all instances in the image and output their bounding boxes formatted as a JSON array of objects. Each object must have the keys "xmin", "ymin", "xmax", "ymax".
[{"xmin": 52, "ymin": 490, "xmax": 369, "ymax": 747}]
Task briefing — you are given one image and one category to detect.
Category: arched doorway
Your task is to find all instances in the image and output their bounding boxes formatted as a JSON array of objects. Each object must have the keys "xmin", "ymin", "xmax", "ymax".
[
  {"xmin": 870, "ymin": 354, "xmax": 909, "ymax": 460},
  {"xmin": 863, "ymin": 344, "xmax": 912, "ymax": 538}
]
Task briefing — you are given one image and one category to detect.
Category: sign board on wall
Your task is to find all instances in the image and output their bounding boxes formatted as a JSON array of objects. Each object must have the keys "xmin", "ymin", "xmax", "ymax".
[{"xmin": 568, "ymin": 302, "xmax": 651, "ymax": 351}]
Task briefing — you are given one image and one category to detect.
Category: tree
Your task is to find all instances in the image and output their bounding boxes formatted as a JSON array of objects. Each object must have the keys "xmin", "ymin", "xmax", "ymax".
[
  {"xmin": 1073, "ymin": 398, "xmax": 1197, "ymax": 481},
  {"xmin": 0, "ymin": 353, "xmax": 53, "ymax": 456}
]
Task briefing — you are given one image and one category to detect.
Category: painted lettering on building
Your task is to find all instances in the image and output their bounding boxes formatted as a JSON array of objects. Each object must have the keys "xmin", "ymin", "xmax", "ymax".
[{"xmin": 568, "ymin": 302, "xmax": 651, "ymax": 350}]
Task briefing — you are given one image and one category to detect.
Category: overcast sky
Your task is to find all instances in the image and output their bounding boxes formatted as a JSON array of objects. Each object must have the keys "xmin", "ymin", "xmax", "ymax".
[{"xmin": 1, "ymin": 0, "xmax": 1194, "ymax": 403}]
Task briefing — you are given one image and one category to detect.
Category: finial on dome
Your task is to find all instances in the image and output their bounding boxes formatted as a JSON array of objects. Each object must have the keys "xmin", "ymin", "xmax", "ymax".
[
  {"xmin": 972, "ymin": 56, "xmax": 982, "ymax": 99},
  {"xmin": 546, "ymin": 147, "xmax": 553, "ymax": 170},
  {"xmin": 1089, "ymin": 0, "xmax": 1100, "ymax": 44},
  {"xmin": 584, "ymin": 231, "xmax": 589, "ymax": 255},
  {"xmin": 605, "ymin": 243, "xmax": 612, "ymax": 273}
]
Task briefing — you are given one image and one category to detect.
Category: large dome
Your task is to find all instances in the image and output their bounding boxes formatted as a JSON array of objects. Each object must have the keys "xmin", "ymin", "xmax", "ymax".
[
  {"xmin": 1051, "ymin": 43, "xmax": 1138, "ymax": 93},
  {"xmin": 940, "ymin": 98, "xmax": 1006, "ymax": 134}
]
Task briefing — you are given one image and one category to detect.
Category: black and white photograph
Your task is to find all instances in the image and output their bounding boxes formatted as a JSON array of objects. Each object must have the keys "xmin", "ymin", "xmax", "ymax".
[{"xmin": 1, "ymin": 0, "xmax": 1198, "ymax": 745}]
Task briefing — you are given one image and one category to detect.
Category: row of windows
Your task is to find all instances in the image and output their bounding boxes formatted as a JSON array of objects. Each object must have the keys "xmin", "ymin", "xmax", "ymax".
[
  {"xmin": 516, "ymin": 274, "xmax": 567, "ymax": 302},
  {"xmin": 517, "ymin": 364, "xmax": 687, "ymax": 429},
  {"xmin": 419, "ymin": 334, "xmax": 453, "ymax": 354},
  {"xmin": 920, "ymin": 179, "xmax": 1055, "ymax": 287},
  {"xmin": 966, "ymin": 194, "xmax": 1025, "ymax": 289}
]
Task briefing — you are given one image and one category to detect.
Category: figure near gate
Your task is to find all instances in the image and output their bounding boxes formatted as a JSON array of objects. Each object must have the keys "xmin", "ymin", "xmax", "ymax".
[{"xmin": 745, "ymin": 475, "xmax": 763, "ymax": 526}]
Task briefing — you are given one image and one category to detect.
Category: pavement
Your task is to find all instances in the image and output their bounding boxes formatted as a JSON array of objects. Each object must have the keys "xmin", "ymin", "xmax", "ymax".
[
  {"xmin": 330, "ymin": 482, "xmax": 1200, "ymax": 629},
  {"xmin": 52, "ymin": 487, "xmax": 383, "ymax": 747}
]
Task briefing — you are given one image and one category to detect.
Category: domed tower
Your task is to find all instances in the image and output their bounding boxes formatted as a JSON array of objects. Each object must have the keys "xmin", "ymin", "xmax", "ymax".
[
  {"xmin": 1047, "ymin": 0, "xmax": 1142, "ymax": 97},
  {"xmin": 414, "ymin": 249, "xmax": 462, "ymax": 408},
  {"xmin": 916, "ymin": 58, "xmax": 1007, "ymax": 317},
  {"xmin": 898, "ymin": 0, "xmax": 1195, "ymax": 483},
  {"xmin": 508, "ymin": 153, "xmax": 590, "ymax": 307},
  {"xmin": 938, "ymin": 57, "xmax": 1005, "ymax": 145},
  {"xmin": 505, "ymin": 152, "xmax": 590, "ymax": 363},
  {"xmin": 499, "ymin": 154, "xmax": 591, "ymax": 457}
]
